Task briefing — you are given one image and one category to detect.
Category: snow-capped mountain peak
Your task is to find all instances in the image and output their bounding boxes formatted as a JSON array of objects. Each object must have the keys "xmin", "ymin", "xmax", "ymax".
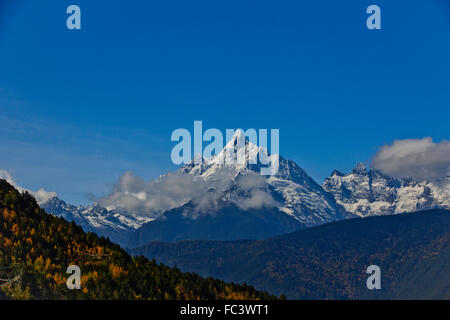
[
  {"xmin": 352, "ymin": 162, "xmax": 368, "ymax": 175},
  {"xmin": 213, "ymin": 129, "xmax": 263, "ymax": 165},
  {"xmin": 40, "ymin": 196, "xmax": 153, "ymax": 243},
  {"xmin": 176, "ymin": 134, "xmax": 351, "ymax": 227},
  {"xmin": 323, "ymin": 164, "xmax": 450, "ymax": 217},
  {"xmin": 179, "ymin": 129, "xmax": 268, "ymax": 177}
]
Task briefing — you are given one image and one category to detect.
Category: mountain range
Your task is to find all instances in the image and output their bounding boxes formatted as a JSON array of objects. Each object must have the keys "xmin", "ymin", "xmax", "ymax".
[
  {"xmin": 0, "ymin": 179, "xmax": 274, "ymax": 300},
  {"xmin": 2, "ymin": 130, "xmax": 449, "ymax": 300},
  {"xmin": 35, "ymin": 131, "xmax": 449, "ymax": 247},
  {"xmin": 323, "ymin": 162, "xmax": 450, "ymax": 217},
  {"xmin": 130, "ymin": 209, "xmax": 450, "ymax": 299},
  {"xmin": 40, "ymin": 197, "xmax": 153, "ymax": 245}
]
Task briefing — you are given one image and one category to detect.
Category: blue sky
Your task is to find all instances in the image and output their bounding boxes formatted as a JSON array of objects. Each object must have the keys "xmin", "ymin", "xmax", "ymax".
[{"xmin": 0, "ymin": 0, "xmax": 449, "ymax": 204}]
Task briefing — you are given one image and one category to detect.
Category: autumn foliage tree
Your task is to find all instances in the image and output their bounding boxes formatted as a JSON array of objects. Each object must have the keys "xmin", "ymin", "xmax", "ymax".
[{"xmin": 0, "ymin": 179, "xmax": 276, "ymax": 300}]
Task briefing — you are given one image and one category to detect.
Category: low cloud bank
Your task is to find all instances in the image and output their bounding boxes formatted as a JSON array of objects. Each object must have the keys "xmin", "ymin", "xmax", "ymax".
[
  {"xmin": 0, "ymin": 169, "xmax": 57, "ymax": 204},
  {"xmin": 371, "ymin": 137, "xmax": 450, "ymax": 182},
  {"xmin": 98, "ymin": 169, "xmax": 277, "ymax": 218}
]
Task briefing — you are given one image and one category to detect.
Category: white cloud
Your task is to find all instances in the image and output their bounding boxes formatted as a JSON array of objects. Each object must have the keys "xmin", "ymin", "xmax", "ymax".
[
  {"xmin": 0, "ymin": 170, "xmax": 17, "ymax": 188},
  {"xmin": 98, "ymin": 171, "xmax": 209, "ymax": 216},
  {"xmin": 33, "ymin": 188, "xmax": 58, "ymax": 204},
  {"xmin": 0, "ymin": 169, "xmax": 57, "ymax": 204},
  {"xmin": 98, "ymin": 169, "xmax": 277, "ymax": 218},
  {"xmin": 236, "ymin": 189, "xmax": 278, "ymax": 210},
  {"xmin": 371, "ymin": 138, "xmax": 450, "ymax": 182},
  {"xmin": 234, "ymin": 174, "xmax": 278, "ymax": 210}
]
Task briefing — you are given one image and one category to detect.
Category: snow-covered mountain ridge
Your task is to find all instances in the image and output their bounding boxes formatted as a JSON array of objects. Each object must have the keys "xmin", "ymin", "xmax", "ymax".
[
  {"xmin": 40, "ymin": 197, "xmax": 153, "ymax": 242},
  {"xmin": 323, "ymin": 162, "xmax": 450, "ymax": 217},
  {"xmin": 9, "ymin": 130, "xmax": 448, "ymax": 243},
  {"xmin": 176, "ymin": 130, "xmax": 350, "ymax": 227}
]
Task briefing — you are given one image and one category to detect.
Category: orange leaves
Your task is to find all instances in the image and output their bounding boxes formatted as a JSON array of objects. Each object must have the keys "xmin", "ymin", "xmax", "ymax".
[
  {"xmin": 2, "ymin": 208, "xmax": 16, "ymax": 222},
  {"xmin": 11, "ymin": 223, "xmax": 19, "ymax": 236},
  {"xmin": 109, "ymin": 263, "xmax": 128, "ymax": 279},
  {"xmin": 45, "ymin": 257, "xmax": 52, "ymax": 270},
  {"xmin": 81, "ymin": 274, "xmax": 89, "ymax": 287},
  {"xmin": 2, "ymin": 237, "xmax": 13, "ymax": 248},
  {"xmin": 47, "ymin": 272, "xmax": 66, "ymax": 287}
]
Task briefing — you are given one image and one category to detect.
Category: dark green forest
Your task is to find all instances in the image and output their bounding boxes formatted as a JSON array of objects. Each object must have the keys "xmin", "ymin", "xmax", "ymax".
[
  {"xmin": 0, "ymin": 179, "xmax": 276, "ymax": 300},
  {"xmin": 132, "ymin": 209, "xmax": 450, "ymax": 299}
]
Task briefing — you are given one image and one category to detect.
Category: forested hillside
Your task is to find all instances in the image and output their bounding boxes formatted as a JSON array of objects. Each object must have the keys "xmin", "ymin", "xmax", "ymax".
[
  {"xmin": 132, "ymin": 210, "xmax": 450, "ymax": 299},
  {"xmin": 0, "ymin": 179, "xmax": 275, "ymax": 300}
]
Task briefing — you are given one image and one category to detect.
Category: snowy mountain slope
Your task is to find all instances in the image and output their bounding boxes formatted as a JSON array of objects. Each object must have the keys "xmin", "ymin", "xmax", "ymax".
[
  {"xmin": 22, "ymin": 130, "xmax": 450, "ymax": 244},
  {"xmin": 41, "ymin": 197, "xmax": 153, "ymax": 244},
  {"xmin": 323, "ymin": 163, "xmax": 450, "ymax": 217},
  {"xmin": 176, "ymin": 130, "xmax": 351, "ymax": 227},
  {"xmin": 126, "ymin": 130, "xmax": 353, "ymax": 243}
]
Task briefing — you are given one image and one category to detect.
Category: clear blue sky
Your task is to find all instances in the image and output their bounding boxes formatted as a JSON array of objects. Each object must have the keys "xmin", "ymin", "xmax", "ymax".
[{"xmin": 0, "ymin": 0, "xmax": 449, "ymax": 204}]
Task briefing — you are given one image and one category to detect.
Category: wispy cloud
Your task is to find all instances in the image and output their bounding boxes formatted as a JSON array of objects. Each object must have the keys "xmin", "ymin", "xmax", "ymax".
[
  {"xmin": 0, "ymin": 169, "xmax": 57, "ymax": 204},
  {"xmin": 97, "ymin": 168, "xmax": 277, "ymax": 218},
  {"xmin": 371, "ymin": 137, "xmax": 450, "ymax": 182}
]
